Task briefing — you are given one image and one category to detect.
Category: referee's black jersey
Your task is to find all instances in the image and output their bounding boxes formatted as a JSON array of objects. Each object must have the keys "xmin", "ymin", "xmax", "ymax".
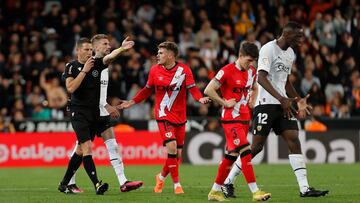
[{"xmin": 64, "ymin": 57, "xmax": 108, "ymax": 109}]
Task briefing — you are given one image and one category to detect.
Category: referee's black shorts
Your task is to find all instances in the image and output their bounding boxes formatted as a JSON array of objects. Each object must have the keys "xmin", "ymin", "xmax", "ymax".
[
  {"xmin": 70, "ymin": 107, "xmax": 98, "ymax": 143},
  {"xmin": 252, "ymin": 104, "xmax": 298, "ymax": 136}
]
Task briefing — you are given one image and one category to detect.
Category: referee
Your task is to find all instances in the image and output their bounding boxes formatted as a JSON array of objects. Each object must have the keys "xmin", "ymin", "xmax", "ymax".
[{"xmin": 58, "ymin": 38, "xmax": 108, "ymax": 195}]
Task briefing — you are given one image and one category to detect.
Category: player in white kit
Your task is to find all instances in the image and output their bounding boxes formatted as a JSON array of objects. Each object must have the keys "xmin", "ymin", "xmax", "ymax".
[{"xmin": 222, "ymin": 22, "xmax": 329, "ymax": 198}]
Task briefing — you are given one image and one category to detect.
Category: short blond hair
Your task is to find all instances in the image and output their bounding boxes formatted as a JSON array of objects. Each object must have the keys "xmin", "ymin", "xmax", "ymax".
[{"xmin": 91, "ymin": 34, "xmax": 109, "ymax": 44}]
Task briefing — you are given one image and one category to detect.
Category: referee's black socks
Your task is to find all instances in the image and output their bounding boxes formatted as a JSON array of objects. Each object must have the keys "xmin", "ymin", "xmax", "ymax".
[
  {"xmin": 83, "ymin": 155, "xmax": 99, "ymax": 186},
  {"xmin": 61, "ymin": 153, "xmax": 82, "ymax": 185}
]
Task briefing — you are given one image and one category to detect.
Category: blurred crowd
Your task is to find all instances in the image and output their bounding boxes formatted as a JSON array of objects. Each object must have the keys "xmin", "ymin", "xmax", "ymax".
[{"xmin": 1, "ymin": 0, "xmax": 360, "ymax": 132}]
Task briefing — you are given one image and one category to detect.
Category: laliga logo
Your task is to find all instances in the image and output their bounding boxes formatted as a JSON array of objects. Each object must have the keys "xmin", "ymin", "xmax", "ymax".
[{"xmin": 0, "ymin": 144, "xmax": 9, "ymax": 163}]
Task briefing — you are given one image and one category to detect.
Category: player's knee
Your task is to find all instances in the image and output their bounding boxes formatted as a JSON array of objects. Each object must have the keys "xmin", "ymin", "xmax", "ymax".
[
  {"xmin": 251, "ymin": 143, "xmax": 264, "ymax": 156},
  {"xmin": 288, "ymin": 139, "xmax": 302, "ymax": 153},
  {"xmin": 177, "ymin": 150, "xmax": 182, "ymax": 160},
  {"xmin": 166, "ymin": 141, "xmax": 177, "ymax": 154},
  {"xmin": 75, "ymin": 148, "xmax": 83, "ymax": 156},
  {"xmin": 240, "ymin": 149, "xmax": 252, "ymax": 164},
  {"xmin": 227, "ymin": 151, "xmax": 239, "ymax": 157},
  {"xmin": 81, "ymin": 140, "xmax": 93, "ymax": 155}
]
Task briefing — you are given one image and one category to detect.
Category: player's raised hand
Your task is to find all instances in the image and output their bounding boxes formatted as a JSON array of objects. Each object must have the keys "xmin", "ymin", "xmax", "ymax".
[
  {"xmin": 297, "ymin": 94, "xmax": 313, "ymax": 119},
  {"xmin": 199, "ymin": 97, "xmax": 211, "ymax": 104},
  {"xmin": 224, "ymin": 98, "xmax": 236, "ymax": 108},
  {"xmin": 279, "ymin": 97, "xmax": 298, "ymax": 119},
  {"xmin": 105, "ymin": 104, "xmax": 120, "ymax": 119},
  {"xmin": 83, "ymin": 57, "xmax": 94, "ymax": 73},
  {"xmin": 121, "ymin": 36, "xmax": 135, "ymax": 50},
  {"xmin": 117, "ymin": 100, "xmax": 135, "ymax": 110}
]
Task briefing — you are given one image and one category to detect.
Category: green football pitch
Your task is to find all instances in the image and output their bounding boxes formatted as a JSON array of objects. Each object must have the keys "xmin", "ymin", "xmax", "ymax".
[{"xmin": 0, "ymin": 164, "xmax": 359, "ymax": 203}]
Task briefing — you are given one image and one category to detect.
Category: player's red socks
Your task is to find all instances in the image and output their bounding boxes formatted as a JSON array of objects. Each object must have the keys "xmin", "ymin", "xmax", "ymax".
[
  {"xmin": 161, "ymin": 163, "xmax": 169, "ymax": 177},
  {"xmin": 167, "ymin": 154, "xmax": 179, "ymax": 183},
  {"xmin": 241, "ymin": 150, "xmax": 256, "ymax": 183},
  {"xmin": 161, "ymin": 155, "xmax": 182, "ymax": 178},
  {"xmin": 215, "ymin": 154, "xmax": 237, "ymax": 185}
]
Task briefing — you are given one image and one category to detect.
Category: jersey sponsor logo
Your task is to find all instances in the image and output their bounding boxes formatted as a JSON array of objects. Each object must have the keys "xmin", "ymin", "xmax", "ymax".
[
  {"xmin": 231, "ymin": 69, "xmax": 254, "ymax": 118},
  {"xmin": 215, "ymin": 70, "xmax": 224, "ymax": 80},
  {"xmin": 92, "ymin": 70, "xmax": 99, "ymax": 77},
  {"xmin": 100, "ymin": 80, "xmax": 108, "ymax": 85},
  {"xmin": 156, "ymin": 85, "xmax": 182, "ymax": 91},
  {"xmin": 274, "ymin": 62, "xmax": 290, "ymax": 73},
  {"xmin": 159, "ymin": 67, "xmax": 186, "ymax": 117},
  {"xmin": 232, "ymin": 87, "xmax": 250, "ymax": 94}
]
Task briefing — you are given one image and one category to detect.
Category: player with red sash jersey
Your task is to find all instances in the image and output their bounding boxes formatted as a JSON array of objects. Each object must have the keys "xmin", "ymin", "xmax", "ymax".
[
  {"xmin": 205, "ymin": 42, "xmax": 271, "ymax": 201},
  {"xmin": 119, "ymin": 41, "xmax": 210, "ymax": 194}
]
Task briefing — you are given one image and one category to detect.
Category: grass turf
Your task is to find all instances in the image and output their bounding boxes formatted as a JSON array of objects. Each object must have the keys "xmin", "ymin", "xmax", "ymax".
[{"xmin": 0, "ymin": 164, "xmax": 359, "ymax": 203}]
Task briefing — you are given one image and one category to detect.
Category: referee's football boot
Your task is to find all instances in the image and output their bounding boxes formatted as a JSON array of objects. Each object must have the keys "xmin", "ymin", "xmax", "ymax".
[
  {"xmin": 95, "ymin": 181, "xmax": 109, "ymax": 195},
  {"xmin": 221, "ymin": 183, "xmax": 236, "ymax": 198},
  {"xmin": 67, "ymin": 184, "xmax": 84, "ymax": 193},
  {"xmin": 58, "ymin": 182, "xmax": 74, "ymax": 194},
  {"xmin": 300, "ymin": 187, "xmax": 329, "ymax": 197}
]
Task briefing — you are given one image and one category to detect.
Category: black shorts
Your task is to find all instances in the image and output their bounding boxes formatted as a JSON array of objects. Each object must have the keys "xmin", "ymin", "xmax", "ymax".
[
  {"xmin": 252, "ymin": 104, "xmax": 298, "ymax": 136},
  {"xmin": 95, "ymin": 116, "xmax": 111, "ymax": 137},
  {"xmin": 70, "ymin": 107, "xmax": 98, "ymax": 143}
]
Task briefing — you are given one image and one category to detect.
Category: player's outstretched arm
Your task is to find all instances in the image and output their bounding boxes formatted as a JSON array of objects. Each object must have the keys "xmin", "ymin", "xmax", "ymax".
[
  {"xmin": 188, "ymin": 85, "xmax": 210, "ymax": 104},
  {"xmin": 258, "ymin": 70, "xmax": 297, "ymax": 118},
  {"xmin": 204, "ymin": 79, "xmax": 236, "ymax": 108},
  {"xmin": 103, "ymin": 36, "xmax": 134, "ymax": 65},
  {"xmin": 118, "ymin": 86, "xmax": 153, "ymax": 110},
  {"xmin": 104, "ymin": 104, "xmax": 121, "ymax": 119}
]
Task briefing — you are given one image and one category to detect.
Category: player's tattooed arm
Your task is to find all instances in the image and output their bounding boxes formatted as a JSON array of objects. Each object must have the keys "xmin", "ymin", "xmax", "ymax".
[{"xmin": 204, "ymin": 79, "xmax": 235, "ymax": 108}]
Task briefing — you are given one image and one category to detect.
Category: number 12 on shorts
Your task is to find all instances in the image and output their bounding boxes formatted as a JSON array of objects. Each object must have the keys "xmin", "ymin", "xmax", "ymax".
[{"xmin": 257, "ymin": 113, "xmax": 268, "ymax": 124}]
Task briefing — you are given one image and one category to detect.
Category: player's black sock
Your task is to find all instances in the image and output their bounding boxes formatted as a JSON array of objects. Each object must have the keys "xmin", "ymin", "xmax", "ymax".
[
  {"xmin": 61, "ymin": 153, "xmax": 82, "ymax": 185},
  {"xmin": 83, "ymin": 155, "xmax": 99, "ymax": 186}
]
